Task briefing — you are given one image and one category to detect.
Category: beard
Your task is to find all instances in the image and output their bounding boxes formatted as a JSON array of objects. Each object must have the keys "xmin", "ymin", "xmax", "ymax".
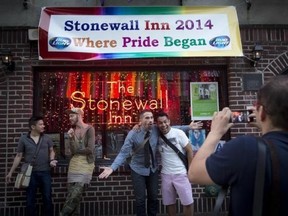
[{"xmin": 70, "ymin": 115, "xmax": 79, "ymax": 126}]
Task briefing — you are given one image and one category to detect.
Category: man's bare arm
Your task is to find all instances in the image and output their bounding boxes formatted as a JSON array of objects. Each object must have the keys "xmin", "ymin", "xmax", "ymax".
[{"xmin": 188, "ymin": 108, "xmax": 233, "ymax": 185}]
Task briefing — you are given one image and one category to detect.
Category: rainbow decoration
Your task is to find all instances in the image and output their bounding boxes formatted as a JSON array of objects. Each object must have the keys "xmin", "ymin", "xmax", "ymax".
[{"xmin": 39, "ymin": 6, "xmax": 243, "ymax": 60}]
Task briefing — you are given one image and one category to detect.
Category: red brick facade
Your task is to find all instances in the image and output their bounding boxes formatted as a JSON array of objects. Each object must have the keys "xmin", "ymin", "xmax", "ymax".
[{"xmin": 0, "ymin": 25, "xmax": 287, "ymax": 215}]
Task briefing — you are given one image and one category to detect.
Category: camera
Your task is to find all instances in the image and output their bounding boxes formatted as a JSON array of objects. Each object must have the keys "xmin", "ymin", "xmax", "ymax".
[{"xmin": 230, "ymin": 110, "xmax": 254, "ymax": 123}]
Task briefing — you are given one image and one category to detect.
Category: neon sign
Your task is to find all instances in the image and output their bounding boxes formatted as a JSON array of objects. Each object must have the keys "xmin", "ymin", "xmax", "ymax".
[{"xmin": 70, "ymin": 81, "xmax": 165, "ymax": 124}]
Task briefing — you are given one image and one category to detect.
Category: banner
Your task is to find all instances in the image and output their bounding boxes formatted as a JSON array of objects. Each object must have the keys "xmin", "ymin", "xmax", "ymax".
[{"xmin": 38, "ymin": 6, "xmax": 243, "ymax": 60}]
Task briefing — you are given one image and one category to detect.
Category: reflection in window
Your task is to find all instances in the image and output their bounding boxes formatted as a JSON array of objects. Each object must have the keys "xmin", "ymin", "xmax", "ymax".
[{"xmin": 34, "ymin": 69, "xmax": 227, "ymax": 160}]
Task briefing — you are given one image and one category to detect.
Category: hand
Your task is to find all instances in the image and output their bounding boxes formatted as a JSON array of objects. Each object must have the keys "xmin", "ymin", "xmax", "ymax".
[
  {"xmin": 210, "ymin": 107, "xmax": 234, "ymax": 137},
  {"xmin": 189, "ymin": 121, "xmax": 203, "ymax": 130},
  {"xmin": 50, "ymin": 160, "xmax": 58, "ymax": 167},
  {"xmin": 132, "ymin": 123, "xmax": 141, "ymax": 132},
  {"xmin": 67, "ymin": 128, "xmax": 75, "ymax": 138},
  {"xmin": 98, "ymin": 166, "xmax": 113, "ymax": 179},
  {"xmin": 6, "ymin": 173, "xmax": 12, "ymax": 184},
  {"xmin": 247, "ymin": 107, "xmax": 261, "ymax": 128}
]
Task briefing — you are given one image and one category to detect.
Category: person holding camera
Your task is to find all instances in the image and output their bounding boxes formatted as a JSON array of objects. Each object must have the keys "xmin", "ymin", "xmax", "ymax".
[{"xmin": 188, "ymin": 75, "xmax": 288, "ymax": 216}]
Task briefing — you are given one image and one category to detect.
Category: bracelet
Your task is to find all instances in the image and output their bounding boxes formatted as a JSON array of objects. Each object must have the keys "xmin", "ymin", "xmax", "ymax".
[{"xmin": 50, "ymin": 159, "xmax": 56, "ymax": 162}]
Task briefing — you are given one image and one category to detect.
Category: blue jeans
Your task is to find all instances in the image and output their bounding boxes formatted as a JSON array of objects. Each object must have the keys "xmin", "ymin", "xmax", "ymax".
[
  {"xmin": 26, "ymin": 171, "xmax": 53, "ymax": 216},
  {"xmin": 131, "ymin": 169, "xmax": 159, "ymax": 216}
]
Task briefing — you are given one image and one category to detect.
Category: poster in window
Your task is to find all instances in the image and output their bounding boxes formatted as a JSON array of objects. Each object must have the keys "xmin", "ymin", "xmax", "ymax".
[
  {"xmin": 46, "ymin": 133, "xmax": 62, "ymax": 159},
  {"xmin": 95, "ymin": 133, "xmax": 103, "ymax": 159},
  {"xmin": 215, "ymin": 140, "xmax": 226, "ymax": 152},
  {"xmin": 190, "ymin": 82, "xmax": 219, "ymax": 120},
  {"xmin": 105, "ymin": 130, "xmax": 128, "ymax": 159},
  {"xmin": 189, "ymin": 129, "xmax": 206, "ymax": 152}
]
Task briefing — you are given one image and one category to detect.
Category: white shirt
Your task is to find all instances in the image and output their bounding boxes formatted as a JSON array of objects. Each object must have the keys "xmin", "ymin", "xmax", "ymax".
[{"xmin": 158, "ymin": 128, "xmax": 189, "ymax": 174}]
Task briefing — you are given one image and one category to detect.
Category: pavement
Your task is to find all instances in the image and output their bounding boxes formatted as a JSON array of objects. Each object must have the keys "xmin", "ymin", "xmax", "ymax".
[{"xmin": 124, "ymin": 214, "xmax": 228, "ymax": 216}]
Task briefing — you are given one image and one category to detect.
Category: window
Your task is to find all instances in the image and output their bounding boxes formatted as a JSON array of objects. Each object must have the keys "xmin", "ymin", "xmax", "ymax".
[{"xmin": 33, "ymin": 67, "xmax": 228, "ymax": 161}]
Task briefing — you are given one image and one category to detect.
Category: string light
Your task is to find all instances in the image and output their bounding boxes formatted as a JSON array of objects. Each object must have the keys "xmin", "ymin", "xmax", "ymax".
[{"xmin": 39, "ymin": 70, "xmax": 221, "ymax": 136}]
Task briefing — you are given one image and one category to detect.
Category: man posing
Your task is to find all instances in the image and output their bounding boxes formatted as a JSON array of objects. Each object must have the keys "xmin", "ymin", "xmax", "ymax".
[
  {"xmin": 156, "ymin": 112, "xmax": 194, "ymax": 216},
  {"xmin": 189, "ymin": 75, "xmax": 288, "ymax": 216},
  {"xmin": 99, "ymin": 110, "xmax": 158, "ymax": 216},
  {"xmin": 60, "ymin": 107, "xmax": 96, "ymax": 216},
  {"xmin": 99, "ymin": 109, "xmax": 201, "ymax": 216},
  {"xmin": 6, "ymin": 116, "xmax": 57, "ymax": 216}
]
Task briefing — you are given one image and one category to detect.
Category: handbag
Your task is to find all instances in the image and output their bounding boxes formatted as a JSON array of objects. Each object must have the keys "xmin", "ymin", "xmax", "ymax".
[
  {"xmin": 14, "ymin": 136, "xmax": 43, "ymax": 189},
  {"xmin": 159, "ymin": 131, "xmax": 188, "ymax": 170},
  {"xmin": 14, "ymin": 163, "xmax": 33, "ymax": 188},
  {"xmin": 204, "ymin": 184, "xmax": 221, "ymax": 197}
]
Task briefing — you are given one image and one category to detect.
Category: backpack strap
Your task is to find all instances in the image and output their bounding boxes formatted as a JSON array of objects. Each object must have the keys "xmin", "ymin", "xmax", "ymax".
[
  {"xmin": 213, "ymin": 186, "xmax": 228, "ymax": 216},
  {"xmin": 30, "ymin": 135, "xmax": 44, "ymax": 165},
  {"xmin": 263, "ymin": 139, "xmax": 280, "ymax": 216},
  {"xmin": 213, "ymin": 137, "xmax": 267, "ymax": 216},
  {"xmin": 159, "ymin": 130, "xmax": 188, "ymax": 169},
  {"xmin": 253, "ymin": 137, "xmax": 267, "ymax": 216},
  {"xmin": 213, "ymin": 137, "xmax": 281, "ymax": 216}
]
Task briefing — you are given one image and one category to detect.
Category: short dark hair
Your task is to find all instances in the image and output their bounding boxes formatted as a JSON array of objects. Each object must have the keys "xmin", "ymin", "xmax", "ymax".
[
  {"xmin": 139, "ymin": 109, "xmax": 153, "ymax": 119},
  {"xmin": 28, "ymin": 116, "xmax": 44, "ymax": 130},
  {"xmin": 155, "ymin": 112, "xmax": 169, "ymax": 120},
  {"xmin": 257, "ymin": 75, "xmax": 288, "ymax": 130}
]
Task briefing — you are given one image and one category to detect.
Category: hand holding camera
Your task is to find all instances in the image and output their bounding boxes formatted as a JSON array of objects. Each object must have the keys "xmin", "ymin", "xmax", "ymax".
[
  {"xmin": 210, "ymin": 107, "xmax": 234, "ymax": 137},
  {"xmin": 230, "ymin": 109, "xmax": 255, "ymax": 123}
]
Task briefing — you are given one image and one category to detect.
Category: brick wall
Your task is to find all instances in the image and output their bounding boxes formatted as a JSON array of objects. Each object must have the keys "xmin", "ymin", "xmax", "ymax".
[{"xmin": 0, "ymin": 25, "xmax": 287, "ymax": 216}]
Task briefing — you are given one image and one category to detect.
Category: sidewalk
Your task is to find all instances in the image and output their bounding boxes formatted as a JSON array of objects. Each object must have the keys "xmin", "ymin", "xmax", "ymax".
[{"xmin": 124, "ymin": 214, "xmax": 227, "ymax": 216}]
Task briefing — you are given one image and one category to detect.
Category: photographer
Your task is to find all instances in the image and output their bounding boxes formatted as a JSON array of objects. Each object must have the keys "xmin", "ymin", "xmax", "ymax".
[{"xmin": 188, "ymin": 75, "xmax": 288, "ymax": 216}]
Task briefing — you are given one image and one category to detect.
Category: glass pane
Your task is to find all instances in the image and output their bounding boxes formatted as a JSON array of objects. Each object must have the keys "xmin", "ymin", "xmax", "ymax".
[{"xmin": 34, "ymin": 69, "xmax": 227, "ymax": 160}]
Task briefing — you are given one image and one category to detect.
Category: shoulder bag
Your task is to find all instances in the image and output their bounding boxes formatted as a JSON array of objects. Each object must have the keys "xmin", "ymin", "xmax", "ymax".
[
  {"xmin": 159, "ymin": 131, "xmax": 188, "ymax": 170},
  {"xmin": 126, "ymin": 135, "xmax": 150, "ymax": 164},
  {"xmin": 15, "ymin": 136, "xmax": 43, "ymax": 189},
  {"xmin": 213, "ymin": 137, "xmax": 280, "ymax": 216}
]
